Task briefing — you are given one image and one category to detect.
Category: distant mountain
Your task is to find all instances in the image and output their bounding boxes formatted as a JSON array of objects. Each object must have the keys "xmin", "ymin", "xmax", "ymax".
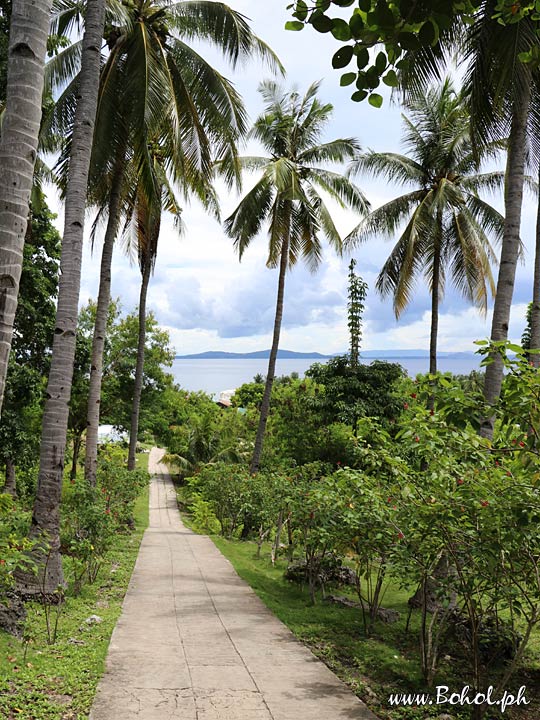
[
  {"xmin": 175, "ymin": 349, "xmax": 476, "ymax": 360},
  {"xmin": 175, "ymin": 349, "xmax": 331, "ymax": 360}
]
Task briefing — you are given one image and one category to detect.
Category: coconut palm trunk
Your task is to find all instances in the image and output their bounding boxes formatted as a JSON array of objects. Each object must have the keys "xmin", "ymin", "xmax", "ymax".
[
  {"xmin": 250, "ymin": 224, "xmax": 290, "ymax": 474},
  {"xmin": 127, "ymin": 249, "xmax": 153, "ymax": 471},
  {"xmin": 481, "ymin": 86, "xmax": 531, "ymax": 437},
  {"xmin": 16, "ymin": 0, "xmax": 107, "ymax": 596},
  {"xmin": 84, "ymin": 164, "xmax": 125, "ymax": 486},
  {"xmin": 429, "ymin": 232, "xmax": 442, "ymax": 376},
  {"xmin": 529, "ymin": 163, "xmax": 540, "ymax": 367},
  {"xmin": 0, "ymin": 0, "xmax": 52, "ymax": 415}
]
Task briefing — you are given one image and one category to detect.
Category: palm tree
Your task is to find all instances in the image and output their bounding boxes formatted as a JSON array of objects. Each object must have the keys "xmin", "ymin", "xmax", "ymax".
[
  {"xmin": 398, "ymin": 6, "xmax": 537, "ymax": 433},
  {"xmin": 73, "ymin": 0, "xmax": 281, "ymax": 485},
  {"xmin": 124, "ymin": 153, "xmax": 183, "ymax": 470},
  {"xmin": 0, "ymin": 0, "xmax": 52, "ymax": 414},
  {"xmin": 225, "ymin": 80, "xmax": 369, "ymax": 473},
  {"xmin": 464, "ymin": 11, "xmax": 536, "ymax": 435},
  {"xmin": 346, "ymin": 79, "xmax": 504, "ymax": 376},
  {"xmin": 16, "ymin": 0, "xmax": 108, "ymax": 596}
]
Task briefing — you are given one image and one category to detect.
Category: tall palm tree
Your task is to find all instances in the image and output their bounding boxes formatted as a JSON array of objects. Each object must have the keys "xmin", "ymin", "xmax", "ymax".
[
  {"xmin": 124, "ymin": 151, "xmax": 183, "ymax": 470},
  {"xmin": 0, "ymin": 0, "xmax": 52, "ymax": 414},
  {"xmin": 464, "ymin": 11, "xmax": 536, "ymax": 435},
  {"xmin": 225, "ymin": 80, "xmax": 369, "ymax": 473},
  {"xmin": 398, "ymin": 6, "xmax": 537, "ymax": 432},
  {"xmin": 72, "ymin": 0, "xmax": 281, "ymax": 485},
  {"xmin": 347, "ymin": 80, "xmax": 504, "ymax": 376},
  {"xmin": 16, "ymin": 0, "xmax": 108, "ymax": 596}
]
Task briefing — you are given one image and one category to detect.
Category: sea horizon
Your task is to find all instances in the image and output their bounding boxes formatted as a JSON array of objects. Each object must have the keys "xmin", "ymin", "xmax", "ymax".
[{"xmin": 170, "ymin": 355, "xmax": 483, "ymax": 399}]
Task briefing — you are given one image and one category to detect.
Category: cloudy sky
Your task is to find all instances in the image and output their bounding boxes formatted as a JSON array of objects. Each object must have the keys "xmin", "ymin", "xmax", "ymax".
[{"xmin": 51, "ymin": 1, "xmax": 536, "ymax": 355}]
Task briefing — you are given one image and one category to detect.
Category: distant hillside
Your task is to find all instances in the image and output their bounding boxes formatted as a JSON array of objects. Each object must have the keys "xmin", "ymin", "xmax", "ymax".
[
  {"xmin": 175, "ymin": 349, "xmax": 476, "ymax": 360},
  {"xmin": 175, "ymin": 349, "xmax": 331, "ymax": 360}
]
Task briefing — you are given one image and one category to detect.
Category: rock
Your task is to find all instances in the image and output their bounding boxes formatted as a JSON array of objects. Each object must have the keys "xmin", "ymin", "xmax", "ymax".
[
  {"xmin": 95, "ymin": 599, "xmax": 109, "ymax": 609},
  {"xmin": 0, "ymin": 591, "xmax": 26, "ymax": 637},
  {"xmin": 326, "ymin": 595, "xmax": 400, "ymax": 623},
  {"xmin": 84, "ymin": 614, "xmax": 103, "ymax": 625},
  {"xmin": 376, "ymin": 607, "xmax": 400, "ymax": 623},
  {"xmin": 67, "ymin": 637, "xmax": 86, "ymax": 645}
]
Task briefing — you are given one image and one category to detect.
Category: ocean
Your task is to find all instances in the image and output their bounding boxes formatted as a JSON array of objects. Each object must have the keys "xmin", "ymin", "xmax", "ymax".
[{"xmin": 170, "ymin": 356, "xmax": 483, "ymax": 398}]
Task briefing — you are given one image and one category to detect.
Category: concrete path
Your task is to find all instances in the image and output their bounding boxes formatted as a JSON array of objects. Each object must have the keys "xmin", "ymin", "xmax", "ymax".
[{"xmin": 89, "ymin": 448, "xmax": 378, "ymax": 720}]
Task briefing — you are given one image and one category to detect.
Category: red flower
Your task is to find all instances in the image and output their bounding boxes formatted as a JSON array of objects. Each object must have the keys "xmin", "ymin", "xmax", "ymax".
[
  {"xmin": 397, "ymin": 532, "xmax": 404, "ymax": 540},
  {"xmin": 403, "ymin": 402, "xmax": 409, "ymax": 410},
  {"xmin": 480, "ymin": 500, "xmax": 489, "ymax": 507},
  {"xmin": 519, "ymin": 441, "xmax": 525, "ymax": 448},
  {"xmin": 457, "ymin": 479, "xmax": 464, "ymax": 486},
  {"xmin": 414, "ymin": 436, "xmax": 420, "ymax": 442},
  {"xmin": 411, "ymin": 393, "xmax": 417, "ymax": 399}
]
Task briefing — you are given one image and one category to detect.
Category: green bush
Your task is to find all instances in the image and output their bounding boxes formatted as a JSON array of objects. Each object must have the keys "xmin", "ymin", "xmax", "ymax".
[{"xmin": 0, "ymin": 493, "xmax": 35, "ymax": 600}]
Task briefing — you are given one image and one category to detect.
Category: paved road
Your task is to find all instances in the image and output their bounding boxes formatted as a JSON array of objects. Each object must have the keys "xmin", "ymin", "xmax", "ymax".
[{"xmin": 89, "ymin": 447, "xmax": 378, "ymax": 720}]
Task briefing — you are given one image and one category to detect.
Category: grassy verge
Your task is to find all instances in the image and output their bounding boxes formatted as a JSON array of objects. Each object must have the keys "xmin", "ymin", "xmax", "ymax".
[
  {"xmin": 211, "ymin": 536, "xmax": 540, "ymax": 720},
  {"xmin": 0, "ymin": 484, "xmax": 149, "ymax": 720}
]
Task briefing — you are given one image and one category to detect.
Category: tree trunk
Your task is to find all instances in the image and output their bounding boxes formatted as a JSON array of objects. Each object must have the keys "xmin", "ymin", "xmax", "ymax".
[
  {"xmin": 0, "ymin": 0, "xmax": 52, "ymax": 415},
  {"xmin": 250, "ymin": 230, "xmax": 290, "ymax": 474},
  {"xmin": 529, "ymin": 162, "xmax": 540, "ymax": 367},
  {"xmin": 70, "ymin": 432, "xmax": 83, "ymax": 482},
  {"xmin": 4, "ymin": 458, "xmax": 16, "ymax": 497},
  {"xmin": 481, "ymin": 85, "xmax": 531, "ymax": 437},
  {"xmin": 16, "ymin": 0, "xmax": 107, "ymax": 597},
  {"xmin": 84, "ymin": 165, "xmax": 124, "ymax": 486},
  {"xmin": 127, "ymin": 256, "xmax": 152, "ymax": 470},
  {"xmin": 429, "ymin": 235, "xmax": 441, "ymax": 376}
]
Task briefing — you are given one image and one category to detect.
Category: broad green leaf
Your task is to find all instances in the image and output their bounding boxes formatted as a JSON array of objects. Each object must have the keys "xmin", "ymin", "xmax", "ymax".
[
  {"xmin": 340, "ymin": 72, "xmax": 357, "ymax": 86},
  {"xmin": 332, "ymin": 45, "xmax": 354, "ymax": 68},
  {"xmin": 285, "ymin": 20, "xmax": 305, "ymax": 30},
  {"xmin": 382, "ymin": 69, "xmax": 398, "ymax": 87},
  {"xmin": 368, "ymin": 93, "xmax": 383, "ymax": 108}
]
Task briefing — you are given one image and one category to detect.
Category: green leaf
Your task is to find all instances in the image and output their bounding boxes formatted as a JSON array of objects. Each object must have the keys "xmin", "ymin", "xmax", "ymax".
[
  {"xmin": 285, "ymin": 20, "xmax": 305, "ymax": 31},
  {"xmin": 418, "ymin": 19, "xmax": 437, "ymax": 46},
  {"xmin": 358, "ymin": 0, "xmax": 371, "ymax": 11},
  {"xmin": 352, "ymin": 89, "xmax": 368, "ymax": 102},
  {"xmin": 293, "ymin": 0, "xmax": 308, "ymax": 20},
  {"xmin": 349, "ymin": 13, "xmax": 364, "ymax": 37},
  {"xmin": 311, "ymin": 12, "xmax": 334, "ymax": 32},
  {"xmin": 332, "ymin": 45, "xmax": 354, "ymax": 69},
  {"xmin": 382, "ymin": 69, "xmax": 398, "ymax": 87},
  {"xmin": 331, "ymin": 18, "xmax": 352, "ymax": 41},
  {"xmin": 368, "ymin": 93, "xmax": 383, "ymax": 108},
  {"xmin": 315, "ymin": 0, "xmax": 331, "ymax": 9},
  {"xmin": 397, "ymin": 31, "xmax": 420, "ymax": 50},
  {"xmin": 355, "ymin": 47, "xmax": 370, "ymax": 68},
  {"xmin": 340, "ymin": 72, "xmax": 357, "ymax": 86},
  {"xmin": 375, "ymin": 51, "xmax": 387, "ymax": 72}
]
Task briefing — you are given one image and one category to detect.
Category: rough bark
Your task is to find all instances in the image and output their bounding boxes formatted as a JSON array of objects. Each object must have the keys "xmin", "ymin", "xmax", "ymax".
[
  {"xmin": 127, "ymin": 256, "xmax": 152, "ymax": 470},
  {"xmin": 529, "ymin": 162, "xmax": 540, "ymax": 367},
  {"xmin": 250, "ymin": 226, "xmax": 290, "ymax": 474},
  {"xmin": 16, "ymin": 0, "xmax": 107, "ymax": 596},
  {"xmin": 429, "ymin": 235, "xmax": 441, "ymax": 377},
  {"xmin": 481, "ymin": 85, "xmax": 531, "ymax": 438},
  {"xmin": 84, "ymin": 166, "xmax": 124, "ymax": 486},
  {"xmin": 3, "ymin": 457, "xmax": 16, "ymax": 497},
  {"xmin": 0, "ymin": 0, "xmax": 52, "ymax": 415}
]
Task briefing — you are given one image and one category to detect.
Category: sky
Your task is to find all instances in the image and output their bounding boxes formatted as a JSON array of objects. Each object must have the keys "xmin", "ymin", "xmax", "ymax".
[{"xmin": 49, "ymin": 1, "xmax": 537, "ymax": 356}]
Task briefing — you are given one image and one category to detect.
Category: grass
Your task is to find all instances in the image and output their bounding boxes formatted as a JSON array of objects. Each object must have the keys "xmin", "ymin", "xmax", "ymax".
[
  {"xmin": 211, "ymin": 536, "xmax": 540, "ymax": 720},
  {"xmin": 0, "ymin": 484, "xmax": 149, "ymax": 720}
]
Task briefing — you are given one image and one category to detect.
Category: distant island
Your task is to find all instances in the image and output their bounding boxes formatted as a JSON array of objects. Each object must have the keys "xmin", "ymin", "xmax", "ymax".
[
  {"xmin": 175, "ymin": 349, "xmax": 476, "ymax": 360},
  {"xmin": 175, "ymin": 349, "xmax": 332, "ymax": 360}
]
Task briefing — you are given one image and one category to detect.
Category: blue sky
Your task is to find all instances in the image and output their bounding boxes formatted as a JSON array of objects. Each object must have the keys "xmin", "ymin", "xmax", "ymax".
[{"xmin": 53, "ymin": 1, "xmax": 537, "ymax": 355}]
